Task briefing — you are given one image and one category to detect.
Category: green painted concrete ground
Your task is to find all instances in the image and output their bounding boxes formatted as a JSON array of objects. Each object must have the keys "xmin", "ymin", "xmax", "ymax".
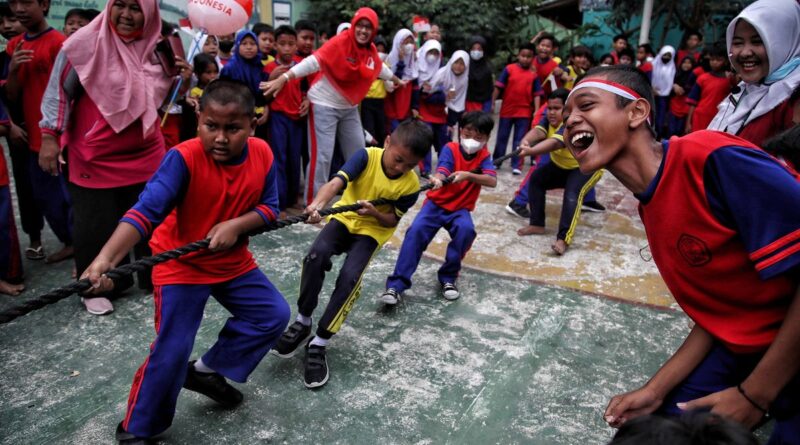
[{"xmin": 0, "ymin": 223, "xmax": 695, "ymax": 444}]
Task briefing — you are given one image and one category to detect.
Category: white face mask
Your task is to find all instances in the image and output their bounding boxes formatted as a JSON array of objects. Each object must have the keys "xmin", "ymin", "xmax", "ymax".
[
  {"xmin": 470, "ymin": 50, "xmax": 484, "ymax": 61},
  {"xmin": 426, "ymin": 54, "xmax": 438, "ymax": 64},
  {"xmin": 403, "ymin": 43, "xmax": 415, "ymax": 55},
  {"xmin": 460, "ymin": 138, "xmax": 484, "ymax": 154}
]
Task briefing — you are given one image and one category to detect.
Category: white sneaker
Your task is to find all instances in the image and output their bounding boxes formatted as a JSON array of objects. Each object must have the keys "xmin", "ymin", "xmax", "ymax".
[
  {"xmin": 380, "ymin": 288, "xmax": 400, "ymax": 305},
  {"xmin": 512, "ymin": 168, "xmax": 522, "ymax": 175},
  {"xmin": 81, "ymin": 297, "xmax": 114, "ymax": 315},
  {"xmin": 441, "ymin": 283, "xmax": 460, "ymax": 301}
]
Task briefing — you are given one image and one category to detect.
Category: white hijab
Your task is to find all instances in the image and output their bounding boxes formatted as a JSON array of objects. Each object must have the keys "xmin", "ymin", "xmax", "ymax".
[
  {"xmin": 708, "ymin": 0, "xmax": 800, "ymax": 134},
  {"xmin": 432, "ymin": 50, "xmax": 470, "ymax": 112},
  {"xmin": 651, "ymin": 46, "xmax": 676, "ymax": 96},
  {"xmin": 336, "ymin": 22, "xmax": 351, "ymax": 35},
  {"xmin": 416, "ymin": 39, "xmax": 442, "ymax": 84},
  {"xmin": 386, "ymin": 29, "xmax": 418, "ymax": 80},
  {"xmin": 187, "ymin": 33, "xmax": 222, "ymax": 70}
]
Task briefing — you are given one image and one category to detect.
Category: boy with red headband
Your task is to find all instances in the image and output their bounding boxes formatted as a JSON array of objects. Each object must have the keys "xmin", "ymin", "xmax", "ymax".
[
  {"xmin": 262, "ymin": 7, "xmax": 403, "ymax": 206},
  {"xmin": 562, "ymin": 65, "xmax": 800, "ymax": 442}
]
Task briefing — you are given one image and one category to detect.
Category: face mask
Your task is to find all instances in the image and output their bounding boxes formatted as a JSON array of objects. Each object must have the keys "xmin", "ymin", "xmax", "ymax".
[
  {"xmin": 470, "ymin": 50, "xmax": 484, "ymax": 61},
  {"xmin": 219, "ymin": 40, "xmax": 234, "ymax": 53},
  {"xmin": 403, "ymin": 43, "xmax": 415, "ymax": 55},
  {"xmin": 426, "ymin": 54, "xmax": 438, "ymax": 64},
  {"xmin": 460, "ymin": 138, "xmax": 483, "ymax": 154}
]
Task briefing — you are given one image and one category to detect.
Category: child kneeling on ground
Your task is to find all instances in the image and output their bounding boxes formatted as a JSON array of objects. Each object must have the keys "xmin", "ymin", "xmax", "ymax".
[
  {"xmin": 380, "ymin": 111, "xmax": 497, "ymax": 305},
  {"xmin": 82, "ymin": 79, "xmax": 290, "ymax": 443},
  {"xmin": 271, "ymin": 119, "xmax": 433, "ymax": 389}
]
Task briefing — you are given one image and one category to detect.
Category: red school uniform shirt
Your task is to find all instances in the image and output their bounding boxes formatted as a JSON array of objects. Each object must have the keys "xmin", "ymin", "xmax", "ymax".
[
  {"xmin": 496, "ymin": 63, "xmax": 543, "ymax": 119},
  {"xmin": 6, "ymin": 28, "xmax": 65, "ymax": 152},
  {"xmin": 533, "ymin": 56, "xmax": 561, "ymax": 96},
  {"xmin": 121, "ymin": 137, "xmax": 280, "ymax": 285},
  {"xmin": 737, "ymin": 95, "xmax": 800, "ymax": 148},
  {"xmin": 264, "ymin": 56, "xmax": 304, "ymax": 120},
  {"xmin": 637, "ymin": 131, "xmax": 800, "ymax": 353},
  {"xmin": 426, "ymin": 142, "xmax": 496, "ymax": 212},
  {"xmin": 686, "ymin": 72, "xmax": 733, "ymax": 131}
]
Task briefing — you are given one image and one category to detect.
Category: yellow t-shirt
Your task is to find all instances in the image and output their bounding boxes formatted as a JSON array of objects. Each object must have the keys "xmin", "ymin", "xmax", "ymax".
[
  {"xmin": 330, "ymin": 147, "xmax": 420, "ymax": 245},
  {"xmin": 534, "ymin": 121, "xmax": 577, "ymax": 170},
  {"xmin": 365, "ymin": 62, "xmax": 390, "ymax": 99}
]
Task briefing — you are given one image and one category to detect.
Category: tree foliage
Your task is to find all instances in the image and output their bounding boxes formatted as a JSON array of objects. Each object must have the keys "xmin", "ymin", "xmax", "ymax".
[{"xmin": 307, "ymin": 0, "xmax": 541, "ymax": 58}]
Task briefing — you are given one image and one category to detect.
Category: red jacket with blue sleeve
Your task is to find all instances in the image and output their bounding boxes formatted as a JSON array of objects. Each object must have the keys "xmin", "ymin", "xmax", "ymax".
[
  {"xmin": 637, "ymin": 131, "xmax": 800, "ymax": 353},
  {"xmin": 121, "ymin": 137, "xmax": 279, "ymax": 285},
  {"xmin": 496, "ymin": 63, "xmax": 543, "ymax": 119},
  {"xmin": 426, "ymin": 142, "xmax": 496, "ymax": 212}
]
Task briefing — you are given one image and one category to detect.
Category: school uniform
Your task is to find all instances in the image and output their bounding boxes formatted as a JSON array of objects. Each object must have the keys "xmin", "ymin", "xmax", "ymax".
[
  {"xmin": 387, "ymin": 142, "xmax": 495, "ymax": 293},
  {"xmin": 533, "ymin": 56, "xmax": 561, "ymax": 98},
  {"xmin": 417, "ymin": 88, "xmax": 448, "ymax": 174},
  {"xmin": 0, "ymin": 100, "xmax": 22, "ymax": 283},
  {"xmin": 494, "ymin": 63, "xmax": 543, "ymax": 170},
  {"xmin": 637, "ymin": 131, "xmax": 800, "ymax": 443},
  {"xmin": 265, "ymin": 57, "xmax": 305, "ymax": 210},
  {"xmin": 298, "ymin": 147, "xmax": 419, "ymax": 339},
  {"xmin": 687, "ymin": 72, "xmax": 733, "ymax": 132},
  {"xmin": 118, "ymin": 137, "xmax": 289, "ymax": 438}
]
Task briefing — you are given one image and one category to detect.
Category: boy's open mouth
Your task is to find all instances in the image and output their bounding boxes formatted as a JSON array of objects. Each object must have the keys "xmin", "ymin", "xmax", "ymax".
[{"xmin": 570, "ymin": 131, "xmax": 595, "ymax": 152}]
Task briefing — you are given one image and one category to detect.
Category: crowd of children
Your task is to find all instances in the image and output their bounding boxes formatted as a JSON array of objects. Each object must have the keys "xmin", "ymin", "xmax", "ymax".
[{"xmin": 0, "ymin": 0, "xmax": 798, "ymax": 443}]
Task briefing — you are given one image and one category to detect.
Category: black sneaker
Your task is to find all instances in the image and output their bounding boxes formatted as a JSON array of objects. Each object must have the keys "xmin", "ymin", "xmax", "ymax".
[
  {"xmin": 182, "ymin": 361, "xmax": 243, "ymax": 408},
  {"xmin": 115, "ymin": 422, "xmax": 153, "ymax": 445},
  {"xmin": 271, "ymin": 320, "xmax": 313, "ymax": 358},
  {"xmin": 380, "ymin": 288, "xmax": 400, "ymax": 305},
  {"xmin": 304, "ymin": 344, "xmax": 329, "ymax": 389},
  {"xmin": 505, "ymin": 200, "xmax": 530, "ymax": 219},
  {"xmin": 581, "ymin": 201, "xmax": 606, "ymax": 213},
  {"xmin": 442, "ymin": 282, "xmax": 460, "ymax": 301}
]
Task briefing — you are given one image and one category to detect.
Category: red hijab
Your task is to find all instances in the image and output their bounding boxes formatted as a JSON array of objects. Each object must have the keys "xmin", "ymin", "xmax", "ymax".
[{"xmin": 315, "ymin": 7, "xmax": 382, "ymax": 105}]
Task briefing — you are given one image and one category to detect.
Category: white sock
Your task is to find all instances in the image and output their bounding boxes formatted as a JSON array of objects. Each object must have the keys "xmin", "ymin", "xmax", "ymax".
[
  {"xmin": 309, "ymin": 336, "xmax": 328, "ymax": 347},
  {"xmin": 193, "ymin": 358, "xmax": 215, "ymax": 374},
  {"xmin": 296, "ymin": 314, "xmax": 312, "ymax": 326}
]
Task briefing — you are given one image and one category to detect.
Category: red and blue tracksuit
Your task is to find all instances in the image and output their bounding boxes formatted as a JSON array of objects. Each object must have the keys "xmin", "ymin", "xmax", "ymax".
[
  {"xmin": 387, "ymin": 142, "xmax": 495, "ymax": 292},
  {"xmin": 637, "ymin": 131, "xmax": 800, "ymax": 443},
  {"xmin": 118, "ymin": 138, "xmax": 290, "ymax": 438},
  {"xmin": 494, "ymin": 63, "xmax": 543, "ymax": 170}
]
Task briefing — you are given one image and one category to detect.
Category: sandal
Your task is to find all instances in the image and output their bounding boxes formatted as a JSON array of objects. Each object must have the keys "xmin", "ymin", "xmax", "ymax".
[{"xmin": 25, "ymin": 246, "xmax": 45, "ymax": 260}]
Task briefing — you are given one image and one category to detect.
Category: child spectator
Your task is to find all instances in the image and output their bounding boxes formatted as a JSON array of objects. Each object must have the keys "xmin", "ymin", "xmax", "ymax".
[
  {"xmin": 6, "ymin": 0, "xmax": 72, "ymax": 264},
  {"xmin": 0, "ymin": 98, "xmax": 23, "ymax": 295},
  {"xmin": 636, "ymin": 43, "xmax": 654, "ymax": 81},
  {"xmin": 294, "ymin": 19, "xmax": 316, "ymax": 58},
  {"xmin": 666, "ymin": 56, "xmax": 696, "ymax": 137},
  {"xmin": 180, "ymin": 53, "xmax": 219, "ymax": 140},
  {"xmin": 381, "ymin": 111, "xmax": 496, "ymax": 305},
  {"xmin": 220, "ymin": 30, "xmax": 268, "ymax": 126},
  {"xmin": 216, "ymin": 32, "xmax": 235, "ymax": 65},
  {"xmin": 83, "ymin": 79, "xmax": 290, "ymax": 443},
  {"xmin": 533, "ymin": 32, "xmax": 563, "ymax": 97},
  {"xmin": 264, "ymin": 25, "xmax": 306, "ymax": 214},
  {"xmin": 385, "ymin": 28, "xmax": 418, "ymax": 129},
  {"xmin": 466, "ymin": 35, "xmax": 494, "ymax": 112},
  {"xmin": 676, "ymin": 29, "xmax": 703, "ymax": 65},
  {"xmin": 414, "ymin": 39, "xmax": 445, "ymax": 176},
  {"xmin": 271, "ymin": 120, "xmax": 432, "ymax": 389},
  {"xmin": 360, "ymin": 35, "xmax": 389, "ymax": 147},
  {"xmin": 433, "ymin": 50, "xmax": 470, "ymax": 132},
  {"xmin": 599, "ymin": 53, "xmax": 614, "ymax": 66},
  {"xmin": 564, "ymin": 45, "xmax": 593, "ymax": 90},
  {"xmin": 515, "ymin": 88, "xmax": 603, "ymax": 255},
  {"xmin": 562, "ymin": 65, "xmax": 800, "ymax": 444},
  {"xmin": 491, "ymin": 42, "xmax": 543, "ymax": 174},
  {"xmin": 252, "ymin": 22, "xmax": 275, "ymax": 65},
  {"xmin": 651, "ymin": 46, "xmax": 676, "ymax": 137},
  {"xmin": 610, "ymin": 34, "xmax": 628, "ymax": 64},
  {"xmin": 686, "ymin": 43, "xmax": 732, "ymax": 133},
  {"xmin": 617, "ymin": 48, "xmax": 635, "ymax": 66},
  {"xmin": 62, "ymin": 8, "xmax": 83, "ymax": 37}
]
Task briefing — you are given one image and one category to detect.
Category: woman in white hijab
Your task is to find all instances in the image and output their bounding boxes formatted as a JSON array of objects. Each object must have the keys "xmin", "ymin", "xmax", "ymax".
[
  {"xmin": 414, "ymin": 40, "xmax": 445, "ymax": 175},
  {"xmin": 708, "ymin": 0, "xmax": 800, "ymax": 148},
  {"xmin": 651, "ymin": 45, "xmax": 676, "ymax": 137},
  {"xmin": 384, "ymin": 29, "xmax": 417, "ymax": 129}
]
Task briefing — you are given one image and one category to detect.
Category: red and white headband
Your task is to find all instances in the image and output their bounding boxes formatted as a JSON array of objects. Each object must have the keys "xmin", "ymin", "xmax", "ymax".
[{"xmin": 567, "ymin": 78, "xmax": 642, "ymax": 102}]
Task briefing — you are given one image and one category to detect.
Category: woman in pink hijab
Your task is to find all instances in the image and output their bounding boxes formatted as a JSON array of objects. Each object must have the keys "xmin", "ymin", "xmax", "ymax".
[{"xmin": 39, "ymin": 0, "xmax": 191, "ymax": 315}]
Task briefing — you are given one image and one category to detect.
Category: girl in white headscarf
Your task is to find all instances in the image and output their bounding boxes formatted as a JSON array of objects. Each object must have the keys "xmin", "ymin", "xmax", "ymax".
[
  {"xmin": 708, "ymin": 0, "xmax": 800, "ymax": 148},
  {"xmin": 414, "ymin": 40, "xmax": 444, "ymax": 175},
  {"xmin": 651, "ymin": 45, "xmax": 676, "ymax": 137},
  {"xmin": 384, "ymin": 29, "xmax": 417, "ymax": 128},
  {"xmin": 416, "ymin": 39, "xmax": 442, "ymax": 88},
  {"xmin": 432, "ymin": 50, "xmax": 470, "ymax": 117}
]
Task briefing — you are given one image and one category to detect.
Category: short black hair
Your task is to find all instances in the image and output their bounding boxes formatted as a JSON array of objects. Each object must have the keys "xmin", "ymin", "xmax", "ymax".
[
  {"xmin": 200, "ymin": 79, "xmax": 256, "ymax": 118},
  {"xmin": 519, "ymin": 42, "xmax": 536, "ymax": 54},
  {"xmin": 613, "ymin": 34, "xmax": 627, "ymax": 43},
  {"xmin": 64, "ymin": 7, "xmax": 82, "ymax": 22},
  {"xmin": 373, "ymin": 35, "xmax": 387, "ymax": 48},
  {"xmin": 608, "ymin": 412, "xmax": 757, "ymax": 445},
  {"xmin": 252, "ymin": 22, "xmax": 273, "ymax": 37},
  {"xmin": 570, "ymin": 45, "xmax": 592, "ymax": 59},
  {"xmin": 294, "ymin": 19, "xmax": 317, "ymax": 34},
  {"xmin": 549, "ymin": 88, "xmax": 570, "ymax": 104},
  {"xmin": 193, "ymin": 53, "xmax": 218, "ymax": 75},
  {"xmin": 274, "ymin": 25, "xmax": 296, "ymax": 40},
  {"xmin": 707, "ymin": 41, "xmax": 728, "ymax": 59},
  {"xmin": 599, "ymin": 53, "xmax": 614, "ymax": 64},
  {"xmin": 582, "ymin": 65, "xmax": 655, "ymax": 115},
  {"xmin": 764, "ymin": 124, "xmax": 800, "ymax": 168},
  {"xmin": 80, "ymin": 8, "xmax": 99, "ymax": 21},
  {"xmin": 391, "ymin": 119, "xmax": 434, "ymax": 158},
  {"xmin": 0, "ymin": 2, "xmax": 13, "ymax": 19},
  {"xmin": 536, "ymin": 32, "xmax": 557, "ymax": 47},
  {"xmin": 637, "ymin": 43, "xmax": 654, "ymax": 57},
  {"xmin": 460, "ymin": 111, "xmax": 494, "ymax": 135},
  {"xmin": 618, "ymin": 48, "xmax": 635, "ymax": 62},
  {"xmin": 680, "ymin": 29, "xmax": 704, "ymax": 48}
]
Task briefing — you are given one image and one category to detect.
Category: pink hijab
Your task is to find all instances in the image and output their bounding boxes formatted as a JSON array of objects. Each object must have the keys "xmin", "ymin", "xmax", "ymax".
[{"xmin": 61, "ymin": 0, "xmax": 172, "ymax": 136}]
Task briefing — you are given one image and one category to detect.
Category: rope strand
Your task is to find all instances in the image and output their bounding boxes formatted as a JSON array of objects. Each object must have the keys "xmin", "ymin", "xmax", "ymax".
[{"xmin": 0, "ymin": 149, "xmax": 520, "ymax": 325}]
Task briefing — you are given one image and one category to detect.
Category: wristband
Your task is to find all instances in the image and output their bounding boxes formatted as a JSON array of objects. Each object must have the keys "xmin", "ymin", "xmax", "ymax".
[{"xmin": 737, "ymin": 384, "xmax": 768, "ymax": 415}]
